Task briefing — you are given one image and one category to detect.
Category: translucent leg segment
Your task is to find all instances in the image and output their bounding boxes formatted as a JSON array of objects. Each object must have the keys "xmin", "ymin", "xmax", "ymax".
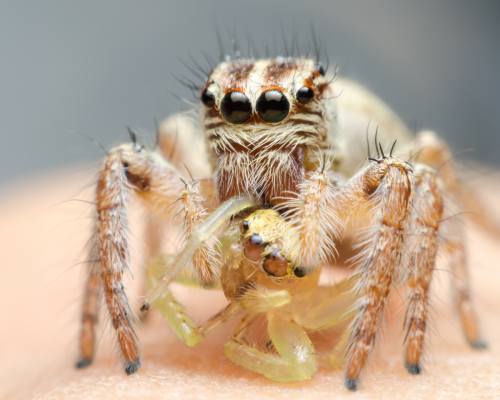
[
  {"xmin": 142, "ymin": 194, "xmax": 257, "ymax": 310},
  {"xmin": 146, "ymin": 258, "xmax": 240, "ymax": 346},
  {"xmin": 224, "ymin": 314, "xmax": 316, "ymax": 382}
]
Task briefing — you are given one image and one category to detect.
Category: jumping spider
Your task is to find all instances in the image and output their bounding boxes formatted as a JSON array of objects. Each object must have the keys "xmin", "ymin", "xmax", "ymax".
[{"xmin": 77, "ymin": 55, "xmax": 491, "ymax": 391}]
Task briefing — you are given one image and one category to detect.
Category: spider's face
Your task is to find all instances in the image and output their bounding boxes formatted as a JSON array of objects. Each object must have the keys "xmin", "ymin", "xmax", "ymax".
[{"xmin": 200, "ymin": 58, "xmax": 334, "ymax": 152}]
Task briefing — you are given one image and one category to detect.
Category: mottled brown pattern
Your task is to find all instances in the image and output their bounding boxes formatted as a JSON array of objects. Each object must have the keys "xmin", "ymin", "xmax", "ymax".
[
  {"xmin": 404, "ymin": 168, "xmax": 443, "ymax": 373},
  {"xmin": 343, "ymin": 159, "xmax": 413, "ymax": 389},
  {"xmin": 219, "ymin": 60, "xmax": 255, "ymax": 91},
  {"xmin": 95, "ymin": 153, "xmax": 140, "ymax": 371}
]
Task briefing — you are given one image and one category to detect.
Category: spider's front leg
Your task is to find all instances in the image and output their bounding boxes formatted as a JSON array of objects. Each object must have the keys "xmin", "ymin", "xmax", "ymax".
[
  {"xmin": 76, "ymin": 142, "xmax": 218, "ymax": 374},
  {"xmin": 339, "ymin": 155, "xmax": 414, "ymax": 391}
]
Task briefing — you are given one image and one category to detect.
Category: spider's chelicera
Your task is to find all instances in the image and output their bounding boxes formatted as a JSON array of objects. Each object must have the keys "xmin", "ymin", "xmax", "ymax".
[{"xmin": 76, "ymin": 53, "xmax": 489, "ymax": 391}]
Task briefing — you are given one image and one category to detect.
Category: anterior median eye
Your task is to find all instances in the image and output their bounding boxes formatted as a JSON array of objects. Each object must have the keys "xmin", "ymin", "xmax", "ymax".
[
  {"xmin": 220, "ymin": 91, "xmax": 252, "ymax": 124},
  {"xmin": 256, "ymin": 90, "xmax": 290, "ymax": 123},
  {"xmin": 296, "ymin": 86, "xmax": 314, "ymax": 105},
  {"xmin": 201, "ymin": 89, "xmax": 215, "ymax": 108}
]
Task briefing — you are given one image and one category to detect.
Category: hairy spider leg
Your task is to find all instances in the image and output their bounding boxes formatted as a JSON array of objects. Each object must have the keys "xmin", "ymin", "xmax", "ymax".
[
  {"xmin": 409, "ymin": 131, "xmax": 490, "ymax": 347},
  {"xmin": 145, "ymin": 114, "xmax": 215, "ymax": 260},
  {"xmin": 77, "ymin": 142, "xmax": 218, "ymax": 374},
  {"xmin": 404, "ymin": 166, "xmax": 444, "ymax": 375},
  {"xmin": 338, "ymin": 157, "xmax": 414, "ymax": 391},
  {"xmin": 279, "ymin": 168, "xmax": 341, "ymax": 270}
]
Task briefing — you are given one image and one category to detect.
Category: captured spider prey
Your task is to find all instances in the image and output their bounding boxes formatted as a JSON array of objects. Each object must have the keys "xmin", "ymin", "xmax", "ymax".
[
  {"xmin": 76, "ymin": 50, "xmax": 495, "ymax": 391},
  {"xmin": 146, "ymin": 208, "xmax": 362, "ymax": 382}
]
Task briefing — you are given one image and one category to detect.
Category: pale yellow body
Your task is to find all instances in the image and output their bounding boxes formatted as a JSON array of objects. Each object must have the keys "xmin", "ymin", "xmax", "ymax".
[{"xmin": 147, "ymin": 209, "xmax": 360, "ymax": 382}]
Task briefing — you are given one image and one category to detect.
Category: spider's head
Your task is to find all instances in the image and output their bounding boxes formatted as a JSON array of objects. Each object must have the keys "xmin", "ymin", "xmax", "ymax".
[{"xmin": 200, "ymin": 58, "xmax": 335, "ymax": 153}]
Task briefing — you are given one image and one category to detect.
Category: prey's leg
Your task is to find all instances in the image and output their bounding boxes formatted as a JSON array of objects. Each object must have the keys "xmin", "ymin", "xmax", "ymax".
[
  {"xmin": 293, "ymin": 275, "xmax": 362, "ymax": 369},
  {"xmin": 224, "ymin": 313, "xmax": 316, "ymax": 382},
  {"xmin": 147, "ymin": 257, "xmax": 240, "ymax": 346},
  {"xmin": 142, "ymin": 193, "xmax": 258, "ymax": 310},
  {"xmin": 404, "ymin": 166, "xmax": 443, "ymax": 375},
  {"xmin": 293, "ymin": 274, "xmax": 361, "ymax": 331}
]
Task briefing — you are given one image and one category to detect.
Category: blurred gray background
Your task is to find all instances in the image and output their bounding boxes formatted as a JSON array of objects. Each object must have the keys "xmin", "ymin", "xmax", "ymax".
[{"xmin": 1, "ymin": 0, "xmax": 499, "ymax": 186}]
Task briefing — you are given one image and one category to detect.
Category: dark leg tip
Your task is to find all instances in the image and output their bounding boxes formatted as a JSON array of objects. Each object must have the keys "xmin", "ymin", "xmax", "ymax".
[
  {"xmin": 76, "ymin": 358, "xmax": 92, "ymax": 369},
  {"xmin": 140, "ymin": 302, "xmax": 150, "ymax": 312},
  {"xmin": 345, "ymin": 378, "xmax": 358, "ymax": 391},
  {"xmin": 470, "ymin": 340, "xmax": 488, "ymax": 349},
  {"xmin": 406, "ymin": 363, "xmax": 421, "ymax": 375},
  {"xmin": 125, "ymin": 360, "xmax": 141, "ymax": 375}
]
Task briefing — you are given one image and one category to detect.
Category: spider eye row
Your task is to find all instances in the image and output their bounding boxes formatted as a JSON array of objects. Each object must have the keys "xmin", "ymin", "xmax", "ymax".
[{"xmin": 201, "ymin": 87, "xmax": 315, "ymax": 124}]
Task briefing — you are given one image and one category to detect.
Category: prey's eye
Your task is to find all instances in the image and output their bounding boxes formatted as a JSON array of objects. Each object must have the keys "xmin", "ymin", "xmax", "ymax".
[
  {"xmin": 296, "ymin": 87, "xmax": 314, "ymax": 105},
  {"xmin": 201, "ymin": 89, "xmax": 215, "ymax": 108},
  {"xmin": 220, "ymin": 91, "xmax": 252, "ymax": 124},
  {"xmin": 256, "ymin": 90, "xmax": 290, "ymax": 123},
  {"xmin": 315, "ymin": 64, "xmax": 325, "ymax": 76},
  {"xmin": 239, "ymin": 220, "xmax": 249, "ymax": 233}
]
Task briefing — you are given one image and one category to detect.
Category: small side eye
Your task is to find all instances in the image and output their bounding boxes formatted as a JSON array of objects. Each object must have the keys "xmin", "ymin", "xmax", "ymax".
[
  {"xmin": 201, "ymin": 89, "xmax": 215, "ymax": 108},
  {"xmin": 256, "ymin": 90, "xmax": 290, "ymax": 123},
  {"xmin": 220, "ymin": 91, "xmax": 252, "ymax": 124},
  {"xmin": 315, "ymin": 64, "xmax": 325, "ymax": 76},
  {"xmin": 239, "ymin": 220, "xmax": 249, "ymax": 233},
  {"xmin": 296, "ymin": 87, "xmax": 314, "ymax": 105}
]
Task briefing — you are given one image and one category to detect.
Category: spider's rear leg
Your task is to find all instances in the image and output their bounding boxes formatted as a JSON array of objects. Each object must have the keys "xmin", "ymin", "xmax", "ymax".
[
  {"xmin": 404, "ymin": 166, "xmax": 444, "ymax": 375},
  {"xmin": 410, "ymin": 131, "xmax": 489, "ymax": 348},
  {"xmin": 77, "ymin": 143, "xmax": 217, "ymax": 374},
  {"xmin": 444, "ymin": 223, "xmax": 487, "ymax": 348}
]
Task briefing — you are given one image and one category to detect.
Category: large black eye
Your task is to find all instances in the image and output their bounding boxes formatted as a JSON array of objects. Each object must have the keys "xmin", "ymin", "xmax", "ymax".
[
  {"xmin": 220, "ymin": 91, "xmax": 252, "ymax": 124},
  {"xmin": 296, "ymin": 87, "xmax": 314, "ymax": 105},
  {"xmin": 201, "ymin": 89, "xmax": 215, "ymax": 108},
  {"xmin": 256, "ymin": 90, "xmax": 290, "ymax": 123}
]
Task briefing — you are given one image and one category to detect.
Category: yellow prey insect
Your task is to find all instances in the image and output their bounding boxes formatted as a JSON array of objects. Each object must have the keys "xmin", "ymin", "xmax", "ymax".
[{"xmin": 146, "ymin": 207, "xmax": 361, "ymax": 382}]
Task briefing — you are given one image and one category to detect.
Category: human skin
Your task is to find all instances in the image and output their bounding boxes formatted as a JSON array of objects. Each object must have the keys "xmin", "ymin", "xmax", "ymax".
[{"xmin": 0, "ymin": 167, "xmax": 499, "ymax": 400}]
